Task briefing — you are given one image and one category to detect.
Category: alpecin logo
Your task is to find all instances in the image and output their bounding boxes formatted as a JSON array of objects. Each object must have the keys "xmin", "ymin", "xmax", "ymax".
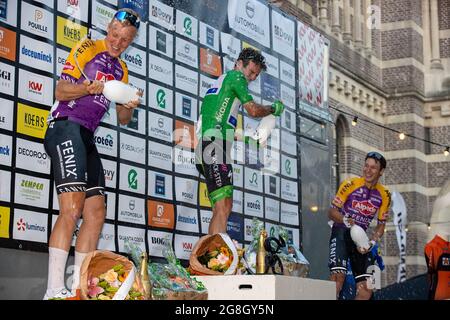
[{"xmin": 352, "ymin": 200, "xmax": 377, "ymax": 216}]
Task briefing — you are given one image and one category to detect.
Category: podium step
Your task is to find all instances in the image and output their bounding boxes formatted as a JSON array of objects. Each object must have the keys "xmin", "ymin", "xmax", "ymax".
[{"xmin": 193, "ymin": 275, "xmax": 336, "ymax": 300}]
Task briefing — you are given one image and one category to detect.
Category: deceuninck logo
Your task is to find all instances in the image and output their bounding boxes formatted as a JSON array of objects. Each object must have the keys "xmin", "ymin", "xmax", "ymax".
[{"xmin": 128, "ymin": 169, "xmax": 138, "ymax": 190}]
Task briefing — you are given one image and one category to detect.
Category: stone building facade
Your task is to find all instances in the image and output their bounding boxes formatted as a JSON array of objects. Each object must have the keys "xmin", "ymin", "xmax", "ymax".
[{"xmin": 272, "ymin": 0, "xmax": 450, "ymax": 287}]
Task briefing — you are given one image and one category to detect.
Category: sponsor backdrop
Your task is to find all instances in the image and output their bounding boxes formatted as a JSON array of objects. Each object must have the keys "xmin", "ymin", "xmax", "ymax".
[{"xmin": 0, "ymin": 0, "xmax": 328, "ymax": 262}]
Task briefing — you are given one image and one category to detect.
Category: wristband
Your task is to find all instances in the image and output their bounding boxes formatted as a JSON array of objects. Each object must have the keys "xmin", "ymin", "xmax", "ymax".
[{"xmin": 271, "ymin": 100, "xmax": 284, "ymax": 117}]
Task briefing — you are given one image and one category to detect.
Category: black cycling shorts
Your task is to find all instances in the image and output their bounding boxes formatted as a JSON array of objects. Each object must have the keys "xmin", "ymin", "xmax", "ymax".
[
  {"xmin": 328, "ymin": 226, "xmax": 375, "ymax": 283},
  {"xmin": 44, "ymin": 118, "xmax": 105, "ymax": 198},
  {"xmin": 195, "ymin": 139, "xmax": 233, "ymax": 206}
]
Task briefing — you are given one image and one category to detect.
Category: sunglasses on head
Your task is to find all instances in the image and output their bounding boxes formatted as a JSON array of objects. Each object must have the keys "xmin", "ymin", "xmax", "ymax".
[
  {"xmin": 366, "ymin": 152, "xmax": 386, "ymax": 168},
  {"xmin": 367, "ymin": 152, "xmax": 383, "ymax": 160},
  {"xmin": 114, "ymin": 10, "xmax": 140, "ymax": 29}
]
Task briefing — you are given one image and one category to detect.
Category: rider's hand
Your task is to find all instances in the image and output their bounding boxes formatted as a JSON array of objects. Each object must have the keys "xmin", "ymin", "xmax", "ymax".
[
  {"xmin": 357, "ymin": 240, "xmax": 376, "ymax": 254},
  {"xmin": 122, "ymin": 99, "xmax": 140, "ymax": 109},
  {"xmin": 271, "ymin": 100, "xmax": 284, "ymax": 117},
  {"xmin": 343, "ymin": 216, "xmax": 355, "ymax": 228},
  {"xmin": 84, "ymin": 80, "xmax": 104, "ymax": 95}
]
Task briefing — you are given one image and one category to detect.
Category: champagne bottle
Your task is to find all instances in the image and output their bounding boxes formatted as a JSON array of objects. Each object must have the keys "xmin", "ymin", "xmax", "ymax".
[
  {"xmin": 256, "ymin": 230, "xmax": 267, "ymax": 274},
  {"xmin": 140, "ymin": 252, "xmax": 151, "ymax": 300}
]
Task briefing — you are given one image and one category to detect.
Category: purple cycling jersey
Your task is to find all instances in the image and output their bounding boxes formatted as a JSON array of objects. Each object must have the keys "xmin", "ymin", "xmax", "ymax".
[
  {"xmin": 331, "ymin": 177, "xmax": 391, "ymax": 230},
  {"xmin": 49, "ymin": 39, "xmax": 129, "ymax": 132}
]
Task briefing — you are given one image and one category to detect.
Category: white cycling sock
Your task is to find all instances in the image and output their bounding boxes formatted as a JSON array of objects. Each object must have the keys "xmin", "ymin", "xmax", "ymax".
[
  {"xmin": 71, "ymin": 251, "xmax": 88, "ymax": 292},
  {"xmin": 46, "ymin": 247, "xmax": 69, "ymax": 296}
]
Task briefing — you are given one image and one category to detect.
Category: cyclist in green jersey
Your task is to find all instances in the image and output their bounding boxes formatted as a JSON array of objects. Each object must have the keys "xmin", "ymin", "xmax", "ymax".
[{"xmin": 195, "ymin": 48, "xmax": 285, "ymax": 234}]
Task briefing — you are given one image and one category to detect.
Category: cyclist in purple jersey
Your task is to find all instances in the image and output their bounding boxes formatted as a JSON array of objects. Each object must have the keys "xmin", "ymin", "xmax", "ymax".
[
  {"xmin": 43, "ymin": 9, "xmax": 141, "ymax": 300},
  {"xmin": 327, "ymin": 152, "xmax": 391, "ymax": 300}
]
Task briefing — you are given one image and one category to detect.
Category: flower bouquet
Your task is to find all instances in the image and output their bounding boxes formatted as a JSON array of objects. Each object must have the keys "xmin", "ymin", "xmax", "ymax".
[
  {"xmin": 80, "ymin": 250, "xmax": 145, "ymax": 300},
  {"xmin": 86, "ymin": 263, "xmax": 143, "ymax": 300},
  {"xmin": 125, "ymin": 240, "xmax": 208, "ymax": 300},
  {"xmin": 197, "ymin": 245, "xmax": 233, "ymax": 272},
  {"xmin": 188, "ymin": 233, "xmax": 239, "ymax": 276}
]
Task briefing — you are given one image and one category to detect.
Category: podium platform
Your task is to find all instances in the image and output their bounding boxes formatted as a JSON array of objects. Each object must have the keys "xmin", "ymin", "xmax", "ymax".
[{"xmin": 193, "ymin": 275, "xmax": 336, "ymax": 300}]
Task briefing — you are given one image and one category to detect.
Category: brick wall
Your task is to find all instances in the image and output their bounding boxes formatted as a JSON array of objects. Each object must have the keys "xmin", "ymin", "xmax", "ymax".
[
  {"xmin": 439, "ymin": 38, "xmax": 450, "ymax": 59},
  {"xmin": 382, "ymin": 65, "xmax": 424, "ymax": 94},
  {"xmin": 332, "ymin": 102, "xmax": 385, "ymax": 150},
  {"xmin": 381, "ymin": 0, "xmax": 422, "ymax": 27},
  {"xmin": 384, "ymin": 228, "xmax": 429, "ymax": 256},
  {"xmin": 384, "ymin": 122, "xmax": 426, "ymax": 153},
  {"xmin": 382, "ymin": 28, "xmax": 423, "ymax": 63},
  {"xmin": 330, "ymin": 36, "xmax": 382, "ymax": 88},
  {"xmin": 428, "ymin": 162, "xmax": 450, "ymax": 188},
  {"xmin": 429, "ymin": 126, "xmax": 450, "ymax": 154},
  {"xmin": 385, "ymin": 96, "xmax": 424, "ymax": 117},
  {"xmin": 428, "ymin": 196, "xmax": 437, "ymax": 214},
  {"xmin": 438, "ymin": 0, "xmax": 450, "ymax": 30},
  {"xmin": 371, "ymin": 28, "xmax": 382, "ymax": 59},
  {"xmin": 384, "ymin": 158, "xmax": 427, "ymax": 185},
  {"xmin": 397, "ymin": 192, "xmax": 430, "ymax": 222}
]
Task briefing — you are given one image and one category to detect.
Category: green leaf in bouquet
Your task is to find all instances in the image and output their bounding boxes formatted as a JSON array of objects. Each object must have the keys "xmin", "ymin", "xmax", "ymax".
[
  {"xmin": 98, "ymin": 280, "xmax": 108, "ymax": 289},
  {"xmin": 106, "ymin": 286, "xmax": 119, "ymax": 293},
  {"xmin": 128, "ymin": 291, "xmax": 142, "ymax": 299},
  {"xmin": 112, "ymin": 264, "xmax": 124, "ymax": 272}
]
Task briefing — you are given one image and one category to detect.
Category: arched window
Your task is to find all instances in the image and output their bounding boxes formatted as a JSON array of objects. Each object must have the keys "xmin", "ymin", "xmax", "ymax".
[{"xmin": 335, "ymin": 114, "xmax": 350, "ymax": 189}]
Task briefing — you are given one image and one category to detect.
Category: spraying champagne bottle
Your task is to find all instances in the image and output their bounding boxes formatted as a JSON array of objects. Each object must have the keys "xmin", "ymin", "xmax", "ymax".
[{"xmin": 256, "ymin": 230, "xmax": 267, "ymax": 274}]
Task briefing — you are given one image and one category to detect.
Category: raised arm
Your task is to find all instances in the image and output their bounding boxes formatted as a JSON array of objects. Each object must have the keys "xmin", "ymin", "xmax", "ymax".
[
  {"xmin": 55, "ymin": 79, "xmax": 104, "ymax": 101},
  {"xmin": 242, "ymin": 100, "xmax": 284, "ymax": 118}
]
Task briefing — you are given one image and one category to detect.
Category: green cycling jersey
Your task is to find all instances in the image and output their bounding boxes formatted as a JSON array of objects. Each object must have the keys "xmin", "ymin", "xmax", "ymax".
[{"xmin": 196, "ymin": 70, "xmax": 253, "ymax": 142}]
